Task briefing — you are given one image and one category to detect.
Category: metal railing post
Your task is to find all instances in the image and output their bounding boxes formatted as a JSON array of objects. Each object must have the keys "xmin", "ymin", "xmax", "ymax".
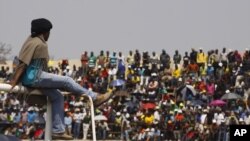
[
  {"xmin": 44, "ymin": 97, "xmax": 52, "ymax": 141},
  {"xmin": 86, "ymin": 95, "xmax": 96, "ymax": 141}
]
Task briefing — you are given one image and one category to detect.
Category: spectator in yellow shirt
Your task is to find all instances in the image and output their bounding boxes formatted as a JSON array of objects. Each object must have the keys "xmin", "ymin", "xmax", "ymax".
[
  {"xmin": 172, "ymin": 64, "xmax": 181, "ymax": 86},
  {"xmin": 172, "ymin": 64, "xmax": 181, "ymax": 78},
  {"xmin": 141, "ymin": 111, "xmax": 154, "ymax": 125},
  {"xmin": 125, "ymin": 66, "xmax": 134, "ymax": 79},
  {"xmin": 197, "ymin": 48, "xmax": 207, "ymax": 68}
]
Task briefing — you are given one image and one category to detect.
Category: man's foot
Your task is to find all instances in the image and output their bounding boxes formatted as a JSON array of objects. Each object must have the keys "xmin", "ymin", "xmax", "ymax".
[
  {"xmin": 94, "ymin": 91, "xmax": 114, "ymax": 107},
  {"xmin": 52, "ymin": 132, "xmax": 73, "ymax": 140}
]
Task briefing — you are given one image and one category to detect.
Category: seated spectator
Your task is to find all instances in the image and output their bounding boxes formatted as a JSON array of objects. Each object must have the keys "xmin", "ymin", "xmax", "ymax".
[
  {"xmin": 141, "ymin": 110, "xmax": 154, "ymax": 126},
  {"xmin": 147, "ymin": 74, "xmax": 159, "ymax": 91}
]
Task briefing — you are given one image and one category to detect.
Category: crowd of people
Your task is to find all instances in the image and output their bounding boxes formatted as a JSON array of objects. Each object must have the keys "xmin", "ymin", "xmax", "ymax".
[{"xmin": 0, "ymin": 47, "xmax": 250, "ymax": 141}]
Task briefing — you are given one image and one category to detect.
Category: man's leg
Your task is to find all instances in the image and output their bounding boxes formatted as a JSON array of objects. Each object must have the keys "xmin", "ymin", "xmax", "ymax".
[
  {"xmin": 40, "ymin": 89, "xmax": 65, "ymax": 134},
  {"xmin": 33, "ymin": 71, "xmax": 114, "ymax": 107},
  {"xmin": 38, "ymin": 89, "xmax": 72, "ymax": 139},
  {"xmin": 34, "ymin": 71, "xmax": 96, "ymax": 99}
]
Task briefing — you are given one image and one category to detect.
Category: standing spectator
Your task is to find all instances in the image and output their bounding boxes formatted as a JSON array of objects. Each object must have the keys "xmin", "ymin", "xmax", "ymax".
[
  {"xmin": 142, "ymin": 51, "xmax": 150, "ymax": 67},
  {"xmin": 197, "ymin": 48, "xmax": 206, "ymax": 69},
  {"xmin": 134, "ymin": 50, "xmax": 141, "ymax": 68},
  {"xmin": 110, "ymin": 52, "xmax": 118, "ymax": 67},
  {"xmin": 117, "ymin": 52, "xmax": 125, "ymax": 63},
  {"xmin": 151, "ymin": 51, "xmax": 159, "ymax": 66},
  {"xmin": 97, "ymin": 50, "xmax": 105, "ymax": 68},
  {"xmin": 82, "ymin": 111, "xmax": 91, "ymax": 140},
  {"xmin": 126, "ymin": 50, "xmax": 134, "ymax": 67},
  {"xmin": 88, "ymin": 51, "xmax": 97, "ymax": 69},
  {"xmin": 173, "ymin": 110, "xmax": 184, "ymax": 141},
  {"xmin": 217, "ymin": 121, "xmax": 228, "ymax": 141},
  {"xmin": 160, "ymin": 49, "xmax": 170, "ymax": 70},
  {"xmin": 173, "ymin": 50, "xmax": 182, "ymax": 65},
  {"xmin": 114, "ymin": 112, "xmax": 122, "ymax": 137},
  {"xmin": 220, "ymin": 48, "xmax": 228, "ymax": 70},
  {"xmin": 183, "ymin": 51, "xmax": 190, "ymax": 68},
  {"xmin": 98, "ymin": 120, "xmax": 110, "ymax": 140},
  {"xmin": 190, "ymin": 48, "xmax": 197, "ymax": 63},
  {"xmin": 73, "ymin": 108, "xmax": 83, "ymax": 139},
  {"xmin": 121, "ymin": 113, "xmax": 132, "ymax": 141},
  {"xmin": 212, "ymin": 49, "xmax": 220, "ymax": 75},
  {"xmin": 117, "ymin": 59, "xmax": 126, "ymax": 79},
  {"xmin": 187, "ymin": 60, "xmax": 199, "ymax": 78},
  {"xmin": 206, "ymin": 80, "xmax": 215, "ymax": 103},
  {"xmin": 64, "ymin": 111, "xmax": 72, "ymax": 136},
  {"xmin": 233, "ymin": 50, "xmax": 242, "ymax": 65},
  {"xmin": 81, "ymin": 51, "xmax": 89, "ymax": 76}
]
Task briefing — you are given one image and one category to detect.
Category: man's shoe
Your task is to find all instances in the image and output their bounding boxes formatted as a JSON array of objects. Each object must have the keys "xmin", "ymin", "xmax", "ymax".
[
  {"xmin": 94, "ymin": 91, "xmax": 114, "ymax": 107},
  {"xmin": 52, "ymin": 132, "xmax": 73, "ymax": 140}
]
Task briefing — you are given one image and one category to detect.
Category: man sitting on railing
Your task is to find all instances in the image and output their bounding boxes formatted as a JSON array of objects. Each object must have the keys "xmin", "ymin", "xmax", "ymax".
[{"xmin": 10, "ymin": 18, "xmax": 114, "ymax": 140}]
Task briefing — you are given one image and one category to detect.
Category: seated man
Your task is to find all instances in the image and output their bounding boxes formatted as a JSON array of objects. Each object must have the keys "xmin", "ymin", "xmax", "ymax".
[{"xmin": 10, "ymin": 18, "xmax": 113, "ymax": 140}]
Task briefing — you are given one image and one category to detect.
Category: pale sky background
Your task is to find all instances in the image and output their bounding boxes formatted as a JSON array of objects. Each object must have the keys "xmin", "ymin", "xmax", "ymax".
[{"xmin": 1, "ymin": 0, "xmax": 250, "ymax": 60}]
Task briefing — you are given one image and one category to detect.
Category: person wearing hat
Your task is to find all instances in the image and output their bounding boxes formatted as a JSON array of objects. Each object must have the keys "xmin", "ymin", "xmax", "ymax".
[{"xmin": 10, "ymin": 18, "xmax": 114, "ymax": 140}]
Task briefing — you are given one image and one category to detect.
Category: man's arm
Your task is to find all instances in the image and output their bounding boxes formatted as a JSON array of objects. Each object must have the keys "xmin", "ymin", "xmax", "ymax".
[{"xmin": 9, "ymin": 62, "xmax": 27, "ymax": 90}]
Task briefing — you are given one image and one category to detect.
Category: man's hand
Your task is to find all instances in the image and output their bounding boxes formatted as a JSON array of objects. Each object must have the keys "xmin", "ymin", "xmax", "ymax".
[{"xmin": 10, "ymin": 63, "xmax": 26, "ymax": 90}]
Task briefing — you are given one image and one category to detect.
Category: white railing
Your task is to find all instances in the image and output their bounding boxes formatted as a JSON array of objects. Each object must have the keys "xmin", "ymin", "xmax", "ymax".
[{"xmin": 0, "ymin": 83, "xmax": 96, "ymax": 141}]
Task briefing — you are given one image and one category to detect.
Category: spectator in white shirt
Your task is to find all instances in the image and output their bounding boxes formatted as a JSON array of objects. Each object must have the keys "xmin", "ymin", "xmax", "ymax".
[{"xmin": 73, "ymin": 108, "xmax": 83, "ymax": 139}]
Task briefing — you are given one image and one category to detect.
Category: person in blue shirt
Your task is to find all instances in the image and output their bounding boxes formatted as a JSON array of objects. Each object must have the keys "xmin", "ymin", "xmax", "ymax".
[
  {"xmin": 117, "ymin": 59, "xmax": 126, "ymax": 79},
  {"xmin": 206, "ymin": 64, "xmax": 214, "ymax": 79},
  {"xmin": 27, "ymin": 108, "xmax": 38, "ymax": 123},
  {"xmin": 64, "ymin": 111, "xmax": 72, "ymax": 136}
]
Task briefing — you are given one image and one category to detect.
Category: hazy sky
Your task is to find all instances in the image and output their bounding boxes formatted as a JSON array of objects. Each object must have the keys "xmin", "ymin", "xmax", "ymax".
[{"xmin": 1, "ymin": 0, "xmax": 250, "ymax": 59}]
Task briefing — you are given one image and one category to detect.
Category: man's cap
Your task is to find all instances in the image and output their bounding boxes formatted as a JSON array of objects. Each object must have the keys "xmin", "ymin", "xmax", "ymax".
[{"xmin": 31, "ymin": 18, "xmax": 53, "ymax": 35}]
